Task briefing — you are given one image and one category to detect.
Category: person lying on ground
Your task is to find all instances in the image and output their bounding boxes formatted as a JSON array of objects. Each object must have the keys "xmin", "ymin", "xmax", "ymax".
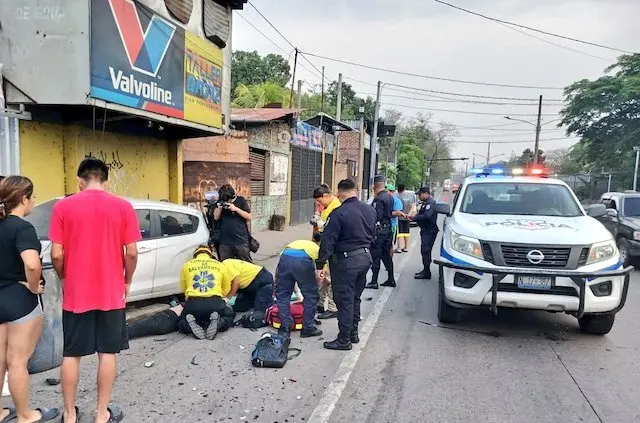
[
  {"xmin": 274, "ymin": 235, "xmax": 325, "ymax": 339},
  {"xmin": 180, "ymin": 246, "xmax": 236, "ymax": 340},
  {"xmin": 222, "ymin": 259, "xmax": 274, "ymax": 314}
]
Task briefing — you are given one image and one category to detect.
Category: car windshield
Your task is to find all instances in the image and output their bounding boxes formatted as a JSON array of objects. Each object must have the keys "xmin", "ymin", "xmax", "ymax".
[
  {"xmin": 460, "ymin": 182, "xmax": 582, "ymax": 217},
  {"xmin": 23, "ymin": 199, "xmax": 59, "ymax": 240},
  {"xmin": 623, "ymin": 197, "xmax": 640, "ymax": 216}
]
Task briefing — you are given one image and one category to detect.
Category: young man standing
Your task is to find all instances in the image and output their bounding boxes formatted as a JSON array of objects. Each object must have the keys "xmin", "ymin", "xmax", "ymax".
[
  {"xmin": 50, "ymin": 158, "xmax": 140, "ymax": 423},
  {"xmin": 396, "ymin": 184, "xmax": 416, "ymax": 252}
]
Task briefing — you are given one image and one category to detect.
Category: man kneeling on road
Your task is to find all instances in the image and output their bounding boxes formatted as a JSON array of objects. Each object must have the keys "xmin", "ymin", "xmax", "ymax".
[
  {"xmin": 275, "ymin": 233, "xmax": 324, "ymax": 338},
  {"xmin": 181, "ymin": 246, "xmax": 236, "ymax": 340},
  {"xmin": 222, "ymin": 259, "xmax": 274, "ymax": 313}
]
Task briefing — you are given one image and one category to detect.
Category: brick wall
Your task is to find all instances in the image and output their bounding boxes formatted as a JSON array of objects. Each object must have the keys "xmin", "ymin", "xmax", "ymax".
[
  {"xmin": 250, "ymin": 194, "xmax": 288, "ymax": 233},
  {"xmin": 182, "ymin": 130, "xmax": 249, "ymax": 163},
  {"xmin": 336, "ymin": 130, "xmax": 361, "ymax": 185},
  {"xmin": 247, "ymin": 123, "xmax": 291, "ymax": 155}
]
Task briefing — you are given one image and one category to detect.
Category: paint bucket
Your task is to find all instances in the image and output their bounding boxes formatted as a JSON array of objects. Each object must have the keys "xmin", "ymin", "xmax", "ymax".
[{"xmin": 28, "ymin": 265, "xmax": 64, "ymax": 374}]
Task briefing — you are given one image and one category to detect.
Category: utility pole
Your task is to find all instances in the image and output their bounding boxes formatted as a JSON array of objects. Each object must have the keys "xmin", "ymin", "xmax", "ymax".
[
  {"xmin": 296, "ymin": 80, "xmax": 303, "ymax": 109},
  {"xmin": 289, "ymin": 49, "xmax": 298, "ymax": 108},
  {"xmin": 320, "ymin": 66, "xmax": 325, "ymax": 113},
  {"xmin": 336, "ymin": 73, "xmax": 343, "ymax": 121},
  {"xmin": 370, "ymin": 81, "xmax": 382, "ymax": 197},
  {"xmin": 534, "ymin": 95, "xmax": 542, "ymax": 164},
  {"xmin": 472, "ymin": 156, "xmax": 475, "ymax": 169},
  {"xmin": 358, "ymin": 107, "xmax": 365, "ymax": 200},
  {"xmin": 634, "ymin": 147, "xmax": 640, "ymax": 191},
  {"xmin": 486, "ymin": 142, "xmax": 491, "ymax": 165}
]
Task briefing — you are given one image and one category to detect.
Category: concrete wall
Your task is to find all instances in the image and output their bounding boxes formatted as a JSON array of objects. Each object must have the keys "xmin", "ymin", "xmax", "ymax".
[
  {"xmin": 250, "ymin": 194, "xmax": 288, "ymax": 233},
  {"xmin": 19, "ymin": 121, "xmax": 180, "ymax": 202},
  {"xmin": 247, "ymin": 123, "xmax": 291, "ymax": 155}
]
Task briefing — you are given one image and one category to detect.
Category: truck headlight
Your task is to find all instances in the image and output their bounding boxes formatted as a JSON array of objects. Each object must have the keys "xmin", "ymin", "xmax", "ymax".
[
  {"xmin": 586, "ymin": 240, "xmax": 617, "ymax": 265},
  {"xmin": 450, "ymin": 231, "xmax": 483, "ymax": 260},
  {"xmin": 633, "ymin": 231, "xmax": 640, "ymax": 241}
]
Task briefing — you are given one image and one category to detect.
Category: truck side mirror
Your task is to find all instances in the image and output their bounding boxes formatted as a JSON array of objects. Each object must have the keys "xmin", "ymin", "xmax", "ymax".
[
  {"xmin": 435, "ymin": 202, "xmax": 451, "ymax": 216},
  {"xmin": 605, "ymin": 208, "xmax": 618, "ymax": 218},
  {"xmin": 585, "ymin": 203, "xmax": 606, "ymax": 218}
]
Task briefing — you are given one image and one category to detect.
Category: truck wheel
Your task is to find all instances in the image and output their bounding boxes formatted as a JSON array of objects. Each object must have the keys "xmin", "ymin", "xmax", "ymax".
[
  {"xmin": 618, "ymin": 238, "xmax": 630, "ymax": 267},
  {"xmin": 438, "ymin": 284, "xmax": 461, "ymax": 324},
  {"xmin": 578, "ymin": 313, "xmax": 615, "ymax": 335}
]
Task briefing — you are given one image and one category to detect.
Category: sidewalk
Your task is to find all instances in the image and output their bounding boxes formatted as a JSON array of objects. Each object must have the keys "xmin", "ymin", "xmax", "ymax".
[{"xmin": 252, "ymin": 223, "xmax": 312, "ymax": 263}]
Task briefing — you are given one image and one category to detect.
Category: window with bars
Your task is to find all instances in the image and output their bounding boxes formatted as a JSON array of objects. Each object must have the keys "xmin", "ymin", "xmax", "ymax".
[{"xmin": 250, "ymin": 148, "xmax": 266, "ymax": 197}]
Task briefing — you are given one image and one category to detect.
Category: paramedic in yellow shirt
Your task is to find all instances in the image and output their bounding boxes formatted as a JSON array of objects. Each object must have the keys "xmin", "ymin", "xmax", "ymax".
[
  {"xmin": 222, "ymin": 259, "xmax": 274, "ymax": 313},
  {"xmin": 312, "ymin": 184, "xmax": 341, "ymax": 319},
  {"xmin": 180, "ymin": 246, "xmax": 235, "ymax": 340},
  {"xmin": 274, "ymin": 233, "xmax": 324, "ymax": 338}
]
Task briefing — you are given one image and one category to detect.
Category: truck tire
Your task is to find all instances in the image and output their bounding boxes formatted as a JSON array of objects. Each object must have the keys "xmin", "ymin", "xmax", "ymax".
[
  {"xmin": 578, "ymin": 313, "xmax": 615, "ymax": 335},
  {"xmin": 617, "ymin": 238, "xmax": 630, "ymax": 267},
  {"xmin": 438, "ymin": 284, "xmax": 461, "ymax": 324}
]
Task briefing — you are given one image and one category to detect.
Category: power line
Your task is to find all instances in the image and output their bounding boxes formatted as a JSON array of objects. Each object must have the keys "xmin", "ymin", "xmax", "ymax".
[
  {"xmin": 382, "ymin": 102, "xmax": 559, "ymax": 117},
  {"xmin": 359, "ymin": 91, "xmax": 564, "ymax": 107},
  {"xmin": 301, "ymin": 51, "xmax": 565, "ymax": 90},
  {"xmin": 432, "ymin": 0, "xmax": 635, "ymax": 54},
  {"xmin": 453, "ymin": 137, "xmax": 577, "ymax": 144},
  {"xmin": 455, "ymin": 130, "xmax": 565, "ymax": 138}
]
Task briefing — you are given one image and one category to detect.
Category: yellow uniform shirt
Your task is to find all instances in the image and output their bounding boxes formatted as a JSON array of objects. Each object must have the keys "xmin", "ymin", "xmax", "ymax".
[
  {"xmin": 180, "ymin": 254, "xmax": 228, "ymax": 299},
  {"xmin": 282, "ymin": 240, "xmax": 320, "ymax": 260},
  {"xmin": 319, "ymin": 197, "xmax": 341, "ymax": 231},
  {"xmin": 222, "ymin": 259, "xmax": 263, "ymax": 289}
]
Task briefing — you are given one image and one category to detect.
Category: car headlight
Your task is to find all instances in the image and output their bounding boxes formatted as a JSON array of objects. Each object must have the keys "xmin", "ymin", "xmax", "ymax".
[
  {"xmin": 586, "ymin": 240, "xmax": 618, "ymax": 265},
  {"xmin": 450, "ymin": 231, "xmax": 484, "ymax": 260},
  {"xmin": 633, "ymin": 231, "xmax": 640, "ymax": 241}
]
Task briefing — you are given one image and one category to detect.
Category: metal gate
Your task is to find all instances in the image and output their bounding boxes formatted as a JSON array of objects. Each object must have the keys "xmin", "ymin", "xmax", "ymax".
[
  {"xmin": 249, "ymin": 148, "xmax": 266, "ymax": 197},
  {"xmin": 290, "ymin": 146, "xmax": 322, "ymax": 225}
]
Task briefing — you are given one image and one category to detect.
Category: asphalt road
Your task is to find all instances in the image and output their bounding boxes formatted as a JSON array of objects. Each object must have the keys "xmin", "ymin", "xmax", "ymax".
[{"xmin": 22, "ymin": 230, "xmax": 640, "ymax": 423}]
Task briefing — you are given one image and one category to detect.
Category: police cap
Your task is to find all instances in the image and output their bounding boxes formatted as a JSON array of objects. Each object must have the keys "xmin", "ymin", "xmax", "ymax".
[
  {"xmin": 373, "ymin": 175, "xmax": 386, "ymax": 184},
  {"xmin": 417, "ymin": 186, "xmax": 431, "ymax": 195}
]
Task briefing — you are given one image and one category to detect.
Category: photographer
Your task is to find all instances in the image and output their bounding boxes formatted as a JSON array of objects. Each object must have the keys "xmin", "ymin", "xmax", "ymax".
[{"xmin": 213, "ymin": 184, "xmax": 253, "ymax": 262}]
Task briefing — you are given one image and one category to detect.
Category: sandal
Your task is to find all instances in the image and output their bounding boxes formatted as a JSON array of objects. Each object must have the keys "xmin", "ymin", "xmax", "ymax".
[
  {"xmin": 59, "ymin": 406, "xmax": 80, "ymax": 423},
  {"xmin": 103, "ymin": 405, "xmax": 124, "ymax": 423},
  {"xmin": 1, "ymin": 408, "xmax": 16, "ymax": 423},
  {"xmin": 33, "ymin": 407, "xmax": 59, "ymax": 422}
]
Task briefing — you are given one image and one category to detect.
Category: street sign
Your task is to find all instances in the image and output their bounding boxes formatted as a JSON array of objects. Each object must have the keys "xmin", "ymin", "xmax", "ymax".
[{"xmin": 634, "ymin": 146, "xmax": 640, "ymax": 151}]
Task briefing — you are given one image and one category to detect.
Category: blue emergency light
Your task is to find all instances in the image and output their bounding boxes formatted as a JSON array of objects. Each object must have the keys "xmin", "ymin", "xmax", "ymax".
[{"xmin": 469, "ymin": 167, "xmax": 550, "ymax": 178}]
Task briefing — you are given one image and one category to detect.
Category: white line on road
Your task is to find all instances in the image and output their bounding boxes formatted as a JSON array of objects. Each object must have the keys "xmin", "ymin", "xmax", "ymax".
[{"xmin": 307, "ymin": 238, "xmax": 419, "ymax": 423}]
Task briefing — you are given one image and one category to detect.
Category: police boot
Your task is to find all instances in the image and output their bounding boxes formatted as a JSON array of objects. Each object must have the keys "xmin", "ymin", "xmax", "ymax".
[
  {"xmin": 380, "ymin": 279, "xmax": 396, "ymax": 287},
  {"xmin": 414, "ymin": 270, "xmax": 432, "ymax": 280},
  {"xmin": 278, "ymin": 326, "xmax": 291, "ymax": 339},
  {"xmin": 300, "ymin": 326, "xmax": 323, "ymax": 338},
  {"xmin": 350, "ymin": 324, "xmax": 360, "ymax": 344},
  {"xmin": 324, "ymin": 337, "xmax": 353, "ymax": 351},
  {"xmin": 365, "ymin": 270, "xmax": 380, "ymax": 289}
]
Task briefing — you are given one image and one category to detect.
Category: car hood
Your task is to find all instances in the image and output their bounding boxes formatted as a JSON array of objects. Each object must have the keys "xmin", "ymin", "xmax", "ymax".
[
  {"xmin": 621, "ymin": 216, "xmax": 640, "ymax": 229},
  {"xmin": 451, "ymin": 214, "xmax": 613, "ymax": 245}
]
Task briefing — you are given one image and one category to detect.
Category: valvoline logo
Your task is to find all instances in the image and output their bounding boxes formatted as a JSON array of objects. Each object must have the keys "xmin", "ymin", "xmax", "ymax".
[{"xmin": 107, "ymin": 0, "xmax": 176, "ymax": 77}]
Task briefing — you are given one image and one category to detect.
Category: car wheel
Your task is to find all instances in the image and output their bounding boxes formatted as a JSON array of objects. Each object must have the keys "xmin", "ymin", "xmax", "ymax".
[
  {"xmin": 578, "ymin": 313, "xmax": 615, "ymax": 335},
  {"xmin": 618, "ymin": 238, "xmax": 630, "ymax": 267},
  {"xmin": 438, "ymin": 279, "xmax": 461, "ymax": 324}
]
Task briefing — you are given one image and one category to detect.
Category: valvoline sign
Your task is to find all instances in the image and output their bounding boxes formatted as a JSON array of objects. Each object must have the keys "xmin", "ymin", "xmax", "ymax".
[{"xmin": 90, "ymin": 0, "xmax": 224, "ymax": 128}]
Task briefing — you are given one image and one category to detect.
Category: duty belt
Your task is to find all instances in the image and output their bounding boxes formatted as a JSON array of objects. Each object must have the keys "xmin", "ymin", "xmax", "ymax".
[{"xmin": 334, "ymin": 248, "xmax": 370, "ymax": 260}]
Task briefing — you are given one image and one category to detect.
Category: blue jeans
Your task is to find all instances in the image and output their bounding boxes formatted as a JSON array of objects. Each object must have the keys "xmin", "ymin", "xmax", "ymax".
[{"xmin": 275, "ymin": 253, "xmax": 320, "ymax": 330}]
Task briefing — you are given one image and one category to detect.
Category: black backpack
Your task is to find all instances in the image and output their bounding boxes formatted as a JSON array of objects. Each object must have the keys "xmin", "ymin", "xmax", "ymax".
[
  {"xmin": 234, "ymin": 310, "xmax": 267, "ymax": 330},
  {"xmin": 251, "ymin": 333, "xmax": 291, "ymax": 368}
]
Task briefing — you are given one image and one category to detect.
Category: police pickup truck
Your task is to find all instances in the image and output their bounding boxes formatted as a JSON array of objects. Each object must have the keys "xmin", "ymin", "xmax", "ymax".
[{"xmin": 435, "ymin": 167, "xmax": 632, "ymax": 335}]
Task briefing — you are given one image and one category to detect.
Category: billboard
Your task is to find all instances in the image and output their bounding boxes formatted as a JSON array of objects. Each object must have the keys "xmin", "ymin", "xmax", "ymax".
[
  {"xmin": 292, "ymin": 120, "xmax": 322, "ymax": 151},
  {"xmin": 90, "ymin": 0, "xmax": 223, "ymax": 129}
]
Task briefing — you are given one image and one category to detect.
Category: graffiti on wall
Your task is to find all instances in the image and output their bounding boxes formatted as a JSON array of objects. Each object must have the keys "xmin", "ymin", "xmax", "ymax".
[
  {"xmin": 184, "ymin": 162, "xmax": 251, "ymax": 211},
  {"xmin": 85, "ymin": 150, "xmax": 124, "ymax": 170},
  {"xmin": 84, "ymin": 150, "xmax": 140, "ymax": 195}
]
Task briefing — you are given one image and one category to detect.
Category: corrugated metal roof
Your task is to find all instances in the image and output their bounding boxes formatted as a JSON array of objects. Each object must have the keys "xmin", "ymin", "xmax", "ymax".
[{"xmin": 231, "ymin": 108, "xmax": 299, "ymax": 123}]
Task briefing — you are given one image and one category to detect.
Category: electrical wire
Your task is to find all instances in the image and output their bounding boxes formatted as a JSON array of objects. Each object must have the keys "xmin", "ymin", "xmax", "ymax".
[
  {"xmin": 432, "ymin": 0, "xmax": 635, "ymax": 54},
  {"xmin": 358, "ymin": 91, "xmax": 564, "ymax": 107},
  {"xmin": 453, "ymin": 137, "xmax": 577, "ymax": 144},
  {"xmin": 300, "ymin": 51, "xmax": 565, "ymax": 90},
  {"xmin": 382, "ymin": 102, "xmax": 559, "ymax": 117}
]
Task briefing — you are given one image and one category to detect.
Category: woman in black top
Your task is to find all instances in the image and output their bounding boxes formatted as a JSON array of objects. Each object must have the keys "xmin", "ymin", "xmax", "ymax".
[{"xmin": 0, "ymin": 176, "xmax": 59, "ymax": 422}]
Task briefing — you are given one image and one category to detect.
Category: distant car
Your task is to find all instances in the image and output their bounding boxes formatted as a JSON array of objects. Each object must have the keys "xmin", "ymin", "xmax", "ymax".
[
  {"xmin": 25, "ymin": 197, "xmax": 209, "ymax": 303},
  {"xmin": 596, "ymin": 191, "xmax": 640, "ymax": 266}
]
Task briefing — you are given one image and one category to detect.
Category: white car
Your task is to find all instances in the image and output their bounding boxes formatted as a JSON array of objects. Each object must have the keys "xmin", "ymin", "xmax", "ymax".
[
  {"xmin": 435, "ymin": 168, "xmax": 631, "ymax": 335},
  {"xmin": 25, "ymin": 197, "xmax": 209, "ymax": 302}
]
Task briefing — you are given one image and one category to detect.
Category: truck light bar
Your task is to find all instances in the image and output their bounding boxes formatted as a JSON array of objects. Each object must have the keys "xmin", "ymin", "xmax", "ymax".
[{"xmin": 470, "ymin": 167, "xmax": 551, "ymax": 178}]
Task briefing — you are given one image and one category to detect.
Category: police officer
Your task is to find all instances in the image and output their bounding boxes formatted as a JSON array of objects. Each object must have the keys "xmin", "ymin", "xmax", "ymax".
[
  {"xmin": 411, "ymin": 187, "xmax": 438, "ymax": 279},
  {"xmin": 316, "ymin": 179, "xmax": 376, "ymax": 351},
  {"xmin": 365, "ymin": 175, "xmax": 396, "ymax": 289}
]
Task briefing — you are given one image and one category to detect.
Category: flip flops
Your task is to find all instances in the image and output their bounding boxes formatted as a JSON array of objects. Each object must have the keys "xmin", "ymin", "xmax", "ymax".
[
  {"xmin": 1, "ymin": 408, "xmax": 16, "ymax": 423},
  {"xmin": 60, "ymin": 406, "xmax": 80, "ymax": 423},
  {"xmin": 33, "ymin": 408, "xmax": 59, "ymax": 422},
  {"xmin": 104, "ymin": 405, "xmax": 124, "ymax": 423}
]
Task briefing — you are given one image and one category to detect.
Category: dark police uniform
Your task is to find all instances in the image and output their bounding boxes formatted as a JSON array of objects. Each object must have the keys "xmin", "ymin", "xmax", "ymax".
[
  {"xmin": 366, "ymin": 182, "xmax": 396, "ymax": 288},
  {"xmin": 316, "ymin": 197, "xmax": 375, "ymax": 349},
  {"xmin": 413, "ymin": 188, "xmax": 438, "ymax": 279}
]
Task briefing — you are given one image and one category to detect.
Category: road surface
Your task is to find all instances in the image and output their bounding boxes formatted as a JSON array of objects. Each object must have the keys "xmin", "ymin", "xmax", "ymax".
[{"xmin": 23, "ymin": 230, "xmax": 640, "ymax": 422}]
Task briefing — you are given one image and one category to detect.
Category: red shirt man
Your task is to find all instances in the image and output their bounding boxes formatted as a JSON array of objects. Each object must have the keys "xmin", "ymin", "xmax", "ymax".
[{"xmin": 50, "ymin": 157, "xmax": 139, "ymax": 423}]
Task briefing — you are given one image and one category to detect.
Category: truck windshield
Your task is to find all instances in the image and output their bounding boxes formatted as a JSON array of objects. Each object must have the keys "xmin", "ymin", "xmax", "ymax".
[
  {"xmin": 460, "ymin": 182, "xmax": 582, "ymax": 217},
  {"xmin": 23, "ymin": 199, "xmax": 58, "ymax": 240},
  {"xmin": 623, "ymin": 197, "xmax": 640, "ymax": 216}
]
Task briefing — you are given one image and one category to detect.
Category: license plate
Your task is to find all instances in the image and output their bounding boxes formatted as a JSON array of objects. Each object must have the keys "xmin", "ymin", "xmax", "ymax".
[{"xmin": 517, "ymin": 275, "xmax": 552, "ymax": 290}]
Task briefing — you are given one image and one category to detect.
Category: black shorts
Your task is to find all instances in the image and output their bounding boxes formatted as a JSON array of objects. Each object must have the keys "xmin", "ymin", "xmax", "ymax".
[
  {"xmin": 398, "ymin": 220, "xmax": 411, "ymax": 235},
  {"xmin": 63, "ymin": 309, "xmax": 129, "ymax": 357},
  {"xmin": 0, "ymin": 283, "xmax": 40, "ymax": 324}
]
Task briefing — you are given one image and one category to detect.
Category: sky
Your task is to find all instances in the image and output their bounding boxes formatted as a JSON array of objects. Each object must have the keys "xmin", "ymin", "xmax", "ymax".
[{"xmin": 231, "ymin": 0, "xmax": 640, "ymax": 170}]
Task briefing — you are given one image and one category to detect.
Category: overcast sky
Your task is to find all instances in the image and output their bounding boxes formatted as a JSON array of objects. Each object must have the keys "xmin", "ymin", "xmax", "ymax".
[{"xmin": 232, "ymin": 0, "xmax": 640, "ymax": 169}]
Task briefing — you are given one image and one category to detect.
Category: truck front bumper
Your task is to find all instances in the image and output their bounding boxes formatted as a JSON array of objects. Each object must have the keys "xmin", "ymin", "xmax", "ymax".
[{"xmin": 434, "ymin": 259, "xmax": 633, "ymax": 318}]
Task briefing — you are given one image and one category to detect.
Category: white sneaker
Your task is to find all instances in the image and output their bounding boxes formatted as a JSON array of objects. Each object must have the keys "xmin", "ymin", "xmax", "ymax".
[
  {"xmin": 206, "ymin": 312, "xmax": 220, "ymax": 340},
  {"xmin": 186, "ymin": 314, "xmax": 205, "ymax": 340}
]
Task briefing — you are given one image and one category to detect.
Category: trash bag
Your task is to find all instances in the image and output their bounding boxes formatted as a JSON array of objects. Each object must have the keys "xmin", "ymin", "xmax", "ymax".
[{"xmin": 251, "ymin": 333, "xmax": 290, "ymax": 368}]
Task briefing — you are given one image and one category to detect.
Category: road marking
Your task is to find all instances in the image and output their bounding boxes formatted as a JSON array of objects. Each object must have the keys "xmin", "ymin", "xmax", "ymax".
[{"xmin": 307, "ymin": 238, "xmax": 418, "ymax": 423}]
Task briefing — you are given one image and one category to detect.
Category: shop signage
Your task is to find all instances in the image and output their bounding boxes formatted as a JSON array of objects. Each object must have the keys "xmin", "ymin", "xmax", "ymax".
[
  {"xmin": 292, "ymin": 120, "xmax": 322, "ymax": 151},
  {"xmin": 90, "ymin": 0, "xmax": 223, "ymax": 128}
]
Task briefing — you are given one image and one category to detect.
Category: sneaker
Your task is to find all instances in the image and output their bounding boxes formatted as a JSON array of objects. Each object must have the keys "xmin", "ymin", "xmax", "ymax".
[
  {"xmin": 186, "ymin": 314, "xmax": 205, "ymax": 340},
  {"xmin": 394, "ymin": 249, "xmax": 402, "ymax": 254},
  {"xmin": 205, "ymin": 312, "xmax": 220, "ymax": 340},
  {"xmin": 380, "ymin": 280, "xmax": 397, "ymax": 287},
  {"xmin": 300, "ymin": 327, "xmax": 323, "ymax": 338},
  {"xmin": 401, "ymin": 248, "xmax": 408, "ymax": 253},
  {"xmin": 317, "ymin": 310, "xmax": 338, "ymax": 320},
  {"xmin": 364, "ymin": 282, "xmax": 379, "ymax": 290}
]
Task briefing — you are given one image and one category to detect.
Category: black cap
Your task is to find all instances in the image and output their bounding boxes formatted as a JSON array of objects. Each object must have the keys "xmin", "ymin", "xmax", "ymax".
[
  {"xmin": 373, "ymin": 175, "xmax": 386, "ymax": 184},
  {"xmin": 417, "ymin": 186, "xmax": 431, "ymax": 195}
]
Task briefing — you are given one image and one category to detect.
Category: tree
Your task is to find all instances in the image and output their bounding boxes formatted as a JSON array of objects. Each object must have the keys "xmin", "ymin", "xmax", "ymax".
[
  {"xmin": 509, "ymin": 148, "xmax": 546, "ymax": 167},
  {"xmin": 560, "ymin": 54, "xmax": 640, "ymax": 181},
  {"xmin": 545, "ymin": 148, "xmax": 582, "ymax": 174},
  {"xmin": 232, "ymin": 82, "xmax": 292, "ymax": 108},
  {"xmin": 231, "ymin": 51, "xmax": 291, "ymax": 92}
]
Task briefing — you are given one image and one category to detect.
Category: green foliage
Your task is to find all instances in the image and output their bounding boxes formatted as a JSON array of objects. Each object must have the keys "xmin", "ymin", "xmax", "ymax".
[
  {"xmin": 508, "ymin": 148, "xmax": 546, "ymax": 167},
  {"xmin": 560, "ymin": 53, "xmax": 640, "ymax": 177},
  {"xmin": 231, "ymin": 50, "xmax": 291, "ymax": 92},
  {"xmin": 232, "ymin": 82, "xmax": 292, "ymax": 109}
]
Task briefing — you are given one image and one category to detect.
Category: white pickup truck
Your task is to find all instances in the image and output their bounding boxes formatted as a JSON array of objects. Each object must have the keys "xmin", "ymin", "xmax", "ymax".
[{"xmin": 435, "ymin": 168, "xmax": 632, "ymax": 335}]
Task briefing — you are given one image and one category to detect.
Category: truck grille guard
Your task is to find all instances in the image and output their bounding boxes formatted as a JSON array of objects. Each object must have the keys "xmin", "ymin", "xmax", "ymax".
[{"xmin": 434, "ymin": 259, "xmax": 633, "ymax": 319}]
